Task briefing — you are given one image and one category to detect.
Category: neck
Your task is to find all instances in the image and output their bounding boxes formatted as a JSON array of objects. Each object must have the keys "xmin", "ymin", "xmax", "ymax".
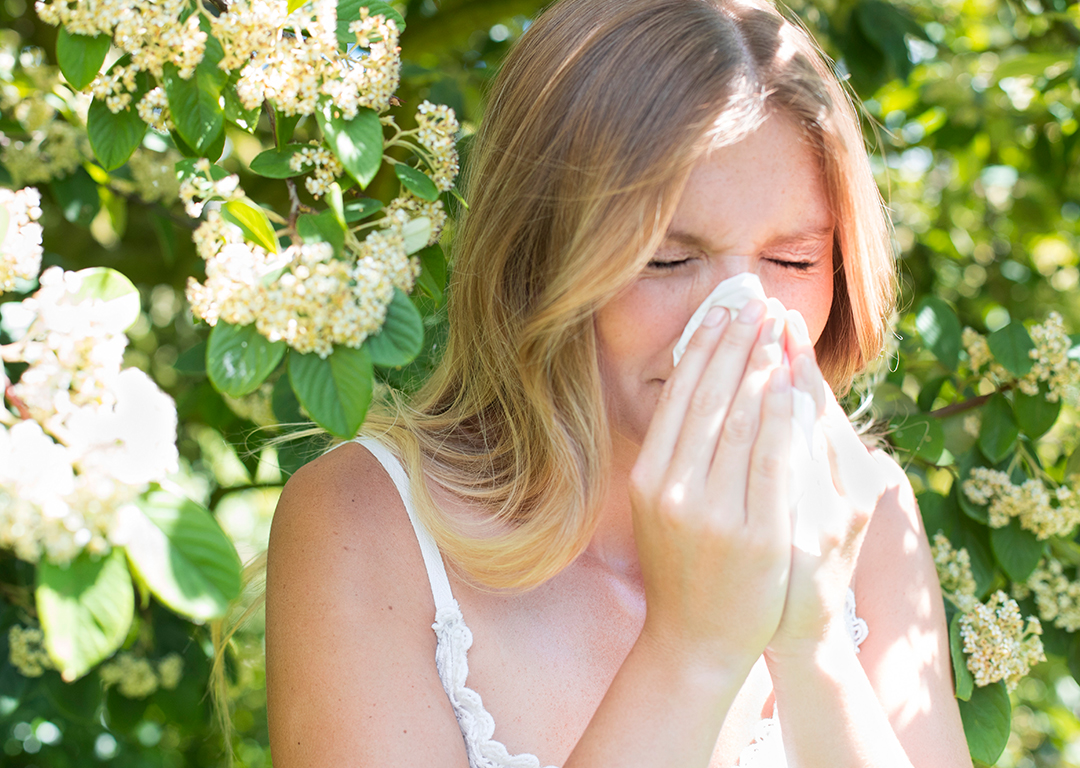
[{"xmin": 581, "ymin": 430, "xmax": 643, "ymax": 583}]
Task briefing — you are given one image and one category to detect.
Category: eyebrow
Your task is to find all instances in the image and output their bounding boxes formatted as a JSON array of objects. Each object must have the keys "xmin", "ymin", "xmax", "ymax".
[{"xmin": 664, "ymin": 224, "xmax": 835, "ymax": 255}]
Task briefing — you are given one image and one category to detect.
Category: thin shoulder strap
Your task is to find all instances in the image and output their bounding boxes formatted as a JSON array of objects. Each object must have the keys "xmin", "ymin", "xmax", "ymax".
[{"xmin": 357, "ymin": 438, "xmax": 457, "ymax": 612}]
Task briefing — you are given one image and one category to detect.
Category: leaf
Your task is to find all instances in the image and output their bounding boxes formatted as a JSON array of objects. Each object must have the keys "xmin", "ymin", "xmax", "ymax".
[
  {"xmin": 207, "ymin": 321, "xmax": 286, "ymax": 398},
  {"xmin": 223, "ymin": 84, "xmax": 260, "ymax": 132},
  {"xmin": 288, "ymin": 346, "xmax": 374, "ymax": 438},
  {"xmin": 274, "ymin": 108, "xmax": 303, "ymax": 146},
  {"xmin": 402, "ymin": 216, "xmax": 431, "ymax": 255},
  {"xmin": 327, "ymin": 182, "xmax": 346, "ymax": 230},
  {"xmin": 889, "ymin": 414, "xmax": 944, "ymax": 464},
  {"xmin": 316, "ymin": 102, "xmax": 383, "ymax": 189},
  {"xmin": 1013, "ymin": 386, "xmax": 1061, "ymax": 440},
  {"xmin": 50, "ymin": 167, "xmax": 101, "ymax": 228},
  {"xmin": 916, "ymin": 375, "xmax": 950, "ymax": 413},
  {"xmin": 87, "ymin": 90, "xmax": 148, "ymax": 171},
  {"xmin": 125, "ymin": 489, "xmax": 243, "ymax": 622},
  {"xmin": 288, "ymin": 0, "xmax": 307, "ymax": 11},
  {"xmin": 949, "ymin": 612, "xmax": 974, "ymax": 701},
  {"xmin": 364, "ymin": 288, "xmax": 424, "ymax": 367},
  {"xmin": 958, "ymin": 681, "xmax": 1011, "ymax": 765},
  {"xmin": 990, "ymin": 518, "xmax": 1045, "ymax": 582},
  {"xmin": 297, "ymin": 209, "xmax": 346, "ymax": 256},
  {"xmin": 336, "ymin": 0, "xmax": 406, "ymax": 45},
  {"xmin": 249, "ymin": 145, "xmax": 307, "ymax": 178},
  {"xmin": 36, "ymin": 549, "xmax": 134, "ymax": 682},
  {"xmin": 987, "ymin": 322, "xmax": 1035, "ymax": 378},
  {"xmin": 272, "ymin": 371, "xmax": 306, "ymax": 425},
  {"xmin": 344, "ymin": 197, "xmax": 383, "ymax": 222},
  {"xmin": 395, "ymin": 163, "xmax": 440, "ymax": 202},
  {"xmin": 977, "ymin": 394, "xmax": 1018, "ymax": 464},
  {"xmin": 162, "ymin": 34, "xmax": 227, "ymax": 156},
  {"xmin": 56, "ymin": 29, "xmax": 111, "ymax": 90},
  {"xmin": 70, "ymin": 267, "xmax": 141, "ymax": 331},
  {"xmin": 416, "ymin": 243, "xmax": 446, "ymax": 303},
  {"xmin": 915, "ymin": 296, "xmax": 962, "ymax": 371},
  {"xmin": 221, "ymin": 199, "xmax": 279, "ymax": 253}
]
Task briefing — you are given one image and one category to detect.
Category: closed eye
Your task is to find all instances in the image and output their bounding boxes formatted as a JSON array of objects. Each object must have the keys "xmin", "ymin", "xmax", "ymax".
[
  {"xmin": 647, "ymin": 258, "xmax": 691, "ymax": 270},
  {"xmin": 766, "ymin": 258, "xmax": 815, "ymax": 271}
]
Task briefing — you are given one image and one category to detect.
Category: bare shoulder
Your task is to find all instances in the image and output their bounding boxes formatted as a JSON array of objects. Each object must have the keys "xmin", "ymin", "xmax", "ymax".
[
  {"xmin": 265, "ymin": 441, "xmax": 469, "ymax": 767},
  {"xmin": 853, "ymin": 448, "xmax": 971, "ymax": 765}
]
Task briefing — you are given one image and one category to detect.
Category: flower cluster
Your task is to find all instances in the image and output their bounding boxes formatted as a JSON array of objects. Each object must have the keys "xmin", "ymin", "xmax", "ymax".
[
  {"xmin": 962, "ymin": 467, "xmax": 1080, "ymax": 540},
  {"xmin": 386, "ymin": 193, "xmax": 447, "ymax": 247},
  {"xmin": 38, "ymin": 0, "xmax": 206, "ymax": 109},
  {"xmin": 1024, "ymin": 312, "xmax": 1080, "ymax": 402},
  {"xmin": 127, "ymin": 149, "xmax": 183, "ymax": 204},
  {"xmin": 186, "ymin": 212, "xmax": 417, "ymax": 358},
  {"xmin": 99, "ymin": 651, "xmax": 184, "ymax": 699},
  {"xmin": 0, "ymin": 267, "xmax": 179, "ymax": 565},
  {"xmin": 0, "ymin": 112, "xmax": 89, "ymax": 187},
  {"xmin": 962, "ymin": 314, "xmax": 1079, "ymax": 402},
  {"xmin": 289, "ymin": 143, "xmax": 345, "ymax": 199},
  {"xmin": 135, "ymin": 87, "xmax": 173, "ymax": 133},
  {"xmin": 8, "ymin": 625, "xmax": 55, "ymax": 677},
  {"xmin": 931, "ymin": 532, "xmax": 978, "ymax": 612},
  {"xmin": 234, "ymin": 3, "xmax": 401, "ymax": 120},
  {"xmin": 178, "ymin": 159, "xmax": 242, "ymax": 218},
  {"xmin": 1025, "ymin": 557, "xmax": 1080, "ymax": 632},
  {"xmin": 959, "ymin": 590, "xmax": 1044, "ymax": 690},
  {"xmin": 414, "ymin": 100, "xmax": 459, "ymax": 192},
  {"xmin": 0, "ymin": 187, "xmax": 44, "ymax": 293}
]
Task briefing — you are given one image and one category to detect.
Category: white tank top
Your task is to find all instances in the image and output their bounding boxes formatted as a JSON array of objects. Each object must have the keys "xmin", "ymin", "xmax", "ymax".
[{"xmin": 358, "ymin": 437, "xmax": 868, "ymax": 767}]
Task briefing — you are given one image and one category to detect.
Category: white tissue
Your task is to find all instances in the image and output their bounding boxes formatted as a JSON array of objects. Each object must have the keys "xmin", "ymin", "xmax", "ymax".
[{"xmin": 672, "ymin": 273, "xmax": 827, "ymax": 556}]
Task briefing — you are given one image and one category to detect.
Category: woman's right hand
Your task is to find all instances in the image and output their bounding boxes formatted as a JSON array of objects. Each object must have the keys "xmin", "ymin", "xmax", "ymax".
[{"xmin": 627, "ymin": 300, "xmax": 794, "ymax": 679}]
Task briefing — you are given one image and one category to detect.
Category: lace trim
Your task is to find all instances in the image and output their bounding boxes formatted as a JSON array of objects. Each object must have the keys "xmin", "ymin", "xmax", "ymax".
[
  {"xmin": 735, "ymin": 588, "xmax": 867, "ymax": 767},
  {"xmin": 433, "ymin": 602, "xmax": 557, "ymax": 768}
]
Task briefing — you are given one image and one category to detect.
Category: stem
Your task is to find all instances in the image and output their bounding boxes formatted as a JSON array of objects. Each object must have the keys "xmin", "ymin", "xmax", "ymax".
[
  {"xmin": 929, "ymin": 394, "xmax": 992, "ymax": 419},
  {"xmin": 4, "ymin": 384, "xmax": 31, "ymax": 421}
]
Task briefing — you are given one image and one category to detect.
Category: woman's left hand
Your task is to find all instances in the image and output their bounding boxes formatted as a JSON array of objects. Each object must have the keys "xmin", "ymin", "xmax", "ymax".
[{"xmin": 764, "ymin": 311, "xmax": 890, "ymax": 660}]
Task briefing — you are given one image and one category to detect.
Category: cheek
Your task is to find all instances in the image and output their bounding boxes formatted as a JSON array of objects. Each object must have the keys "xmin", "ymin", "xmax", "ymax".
[{"xmin": 765, "ymin": 271, "xmax": 834, "ymax": 345}]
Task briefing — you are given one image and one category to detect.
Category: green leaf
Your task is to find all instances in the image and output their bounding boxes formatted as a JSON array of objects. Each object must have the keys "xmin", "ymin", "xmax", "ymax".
[
  {"xmin": 297, "ymin": 209, "xmax": 346, "ymax": 256},
  {"xmin": 36, "ymin": 549, "xmax": 133, "ymax": 682},
  {"xmin": 316, "ymin": 103, "xmax": 383, "ymax": 189},
  {"xmin": 274, "ymin": 108, "xmax": 303, "ymax": 146},
  {"xmin": 915, "ymin": 296, "xmax": 962, "ymax": 371},
  {"xmin": 986, "ymin": 322, "xmax": 1035, "ymax": 378},
  {"xmin": 50, "ymin": 167, "xmax": 101, "ymax": 228},
  {"xmin": 56, "ymin": 29, "xmax": 111, "ymax": 90},
  {"xmin": 70, "ymin": 267, "xmax": 141, "ymax": 331},
  {"xmin": 336, "ymin": 0, "xmax": 406, "ymax": 45},
  {"xmin": 288, "ymin": 346, "xmax": 374, "ymax": 438},
  {"xmin": 889, "ymin": 414, "xmax": 944, "ymax": 464},
  {"xmin": 978, "ymin": 394, "xmax": 1018, "ymax": 464},
  {"xmin": 916, "ymin": 375, "xmax": 950, "ymax": 413},
  {"xmin": 249, "ymin": 145, "xmax": 307, "ymax": 178},
  {"xmin": 162, "ymin": 34, "xmax": 227, "ymax": 156},
  {"xmin": 207, "ymin": 321, "xmax": 286, "ymax": 398},
  {"xmin": 958, "ymin": 681, "xmax": 1011, "ymax": 765},
  {"xmin": 174, "ymin": 340, "xmax": 207, "ymax": 375},
  {"xmin": 272, "ymin": 371, "xmax": 306, "ymax": 425},
  {"xmin": 402, "ymin": 216, "xmax": 432, "ymax": 255},
  {"xmin": 221, "ymin": 199, "xmax": 279, "ymax": 253},
  {"xmin": 1013, "ymin": 386, "xmax": 1061, "ymax": 440},
  {"xmin": 416, "ymin": 243, "xmax": 446, "ymax": 303},
  {"xmin": 327, "ymin": 182, "xmax": 346, "ymax": 230},
  {"xmin": 949, "ymin": 612, "xmax": 974, "ymax": 701},
  {"xmin": 395, "ymin": 163, "xmax": 439, "ymax": 202},
  {"xmin": 990, "ymin": 518, "xmax": 1045, "ymax": 582},
  {"xmin": 364, "ymin": 288, "xmax": 424, "ymax": 367},
  {"xmin": 344, "ymin": 197, "xmax": 383, "ymax": 222},
  {"xmin": 288, "ymin": 0, "xmax": 307, "ymax": 11},
  {"xmin": 87, "ymin": 92, "xmax": 148, "ymax": 171},
  {"xmin": 125, "ymin": 490, "xmax": 243, "ymax": 623},
  {"xmin": 223, "ymin": 84, "xmax": 260, "ymax": 132}
]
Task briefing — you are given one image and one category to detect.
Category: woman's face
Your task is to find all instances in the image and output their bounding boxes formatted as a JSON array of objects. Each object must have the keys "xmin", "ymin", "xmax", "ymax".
[{"xmin": 596, "ymin": 115, "xmax": 836, "ymax": 444}]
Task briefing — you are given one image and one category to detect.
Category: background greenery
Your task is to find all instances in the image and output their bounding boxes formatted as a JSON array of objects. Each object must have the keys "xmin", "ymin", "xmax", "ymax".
[{"xmin": 1, "ymin": 0, "xmax": 1078, "ymax": 765}]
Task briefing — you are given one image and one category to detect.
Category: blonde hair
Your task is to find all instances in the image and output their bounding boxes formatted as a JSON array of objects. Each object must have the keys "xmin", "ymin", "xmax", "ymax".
[{"xmin": 366, "ymin": 0, "xmax": 895, "ymax": 591}]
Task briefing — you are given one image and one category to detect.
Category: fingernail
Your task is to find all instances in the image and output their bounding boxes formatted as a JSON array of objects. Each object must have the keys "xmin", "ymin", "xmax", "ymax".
[
  {"xmin": 738, "ymin": 300, "xmax": 766, "ymax": 324},
  {"xmin": 770, "ymin": 364, "xmax": 791, "ymax": 392},
  {"xmin": 702, "ymin": 306, "xmax": 728, "ymax": 328}
]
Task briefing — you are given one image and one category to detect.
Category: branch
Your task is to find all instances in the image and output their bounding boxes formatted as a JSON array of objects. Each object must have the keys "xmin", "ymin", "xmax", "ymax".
[{"xmin": 928, "ymin": 382, "xmax": 1014, "ymax": 419}]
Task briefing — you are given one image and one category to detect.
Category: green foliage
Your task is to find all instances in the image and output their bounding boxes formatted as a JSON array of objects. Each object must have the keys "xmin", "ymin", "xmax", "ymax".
[
  {"xmin": 288, "ymin": 346, "xmax": 374, "ymax": 439},
  {"xmin": 316, "ymin": 103, "xmax": 384, "ymax": 188}
]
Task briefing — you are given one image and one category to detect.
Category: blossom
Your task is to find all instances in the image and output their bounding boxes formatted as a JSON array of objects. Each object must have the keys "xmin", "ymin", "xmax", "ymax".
[
  {"xmin": 8, "ymin": 625, "xmax": 54, "ymax": 678},
  {"xmin": 415, "ymin": 100, "xmax": 459, "ymax": 192},
  {"xmin": 0, "ymin": 186, "xmax": 44, "ymax": 293},
  {"xmin": 930, "ymin": 532, "xmax": 977, "ymax": 612},
  {"xmin": 1027, "ymin": 557, "xmax": 1080, "ymax": 632},
  {"xmin": 959, "ymin": 590, "xmax": 1044, "ymax": 690},
  {"xmin": 962, "ymin": 467, "xmax": 1080, "ymax": 540},
  {"xmin": 1022, "ymin": 312, "xmax": 1080, "ymax": 402},
  {"xmin": 962, "ymin": 327, "xmax": 992, "ymax": 371},
  {"xmin": 179, "ymin": 159, "xmax": 242, "ymax": 218},
  {"xmin": 136, "ymin": 87, "xmax": 173, "ymax": 133},
  {"xmin": 127, "ymin": 149, "xmax": 182, "ymax": 204},
  {"xmin": 386, "ymin": 192, "xmax": 447, "ymax": 246},
  {"xmin": 1, "ymin": 118, "xmax": 89, "ymax": 186},
  {"xmin": 289, "ymin": 143, "xmax": 345, "ymax": 198}
]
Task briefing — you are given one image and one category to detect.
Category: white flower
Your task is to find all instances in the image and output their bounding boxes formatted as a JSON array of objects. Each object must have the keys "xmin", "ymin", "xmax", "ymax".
[{"xmin": 0, "ymin": 186, "xmax": 44, "ymax": 292}]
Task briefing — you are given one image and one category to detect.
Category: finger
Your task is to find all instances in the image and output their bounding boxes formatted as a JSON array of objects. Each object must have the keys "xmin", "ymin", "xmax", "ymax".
[
  {"xmin": 784, "ymin": 309, "xmax": 826, "ymax": 417},
  {"xmin": 665, "ymin": 300, "xmax": 769, "ymax": 485},
  {"xmin": 820, "ymin": 401, "xmax": 885, "ymax": 517},
  {"xmin": 637, "ymin": 306, "xmax": 731, "ymax": 472},
  {"xmin": 745, "ymin": 363, "xmax": 793, "ymax": 538},
  {"xmin": 706, "ymin": 314, "xmax": 785, "ymax": 513}
]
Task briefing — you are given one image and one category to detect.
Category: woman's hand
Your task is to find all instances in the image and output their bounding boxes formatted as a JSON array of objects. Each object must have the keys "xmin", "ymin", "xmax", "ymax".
[
  {"xmin": 765, "ymin": 313, "xmax": 889, "ymax": 660},
  {"xmin": 628, "ymin": 300, "xmax": 794, "ymax": 678}
]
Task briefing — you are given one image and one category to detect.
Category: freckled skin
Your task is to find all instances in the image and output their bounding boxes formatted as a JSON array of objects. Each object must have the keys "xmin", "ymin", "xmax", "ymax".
[{"xmin": 596, "ymin": 117, "xmax": 835, "ymax": 446}]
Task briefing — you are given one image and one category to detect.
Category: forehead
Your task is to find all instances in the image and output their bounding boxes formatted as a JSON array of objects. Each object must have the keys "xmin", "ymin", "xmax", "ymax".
[{"xmin": 669, "ymin": 115, "xmax": 833, "ymax": 251}]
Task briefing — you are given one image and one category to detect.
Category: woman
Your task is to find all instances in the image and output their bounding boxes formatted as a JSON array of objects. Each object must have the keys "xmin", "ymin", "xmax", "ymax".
[{"xmin": 265, "ymin": 0, "xmax": 970, "ymax": 765}]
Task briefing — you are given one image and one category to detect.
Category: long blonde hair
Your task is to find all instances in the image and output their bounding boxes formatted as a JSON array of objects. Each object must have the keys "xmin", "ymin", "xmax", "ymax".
[{"xmin": 364, "ymin": 0, "xmax": 896, "ymax": 591}]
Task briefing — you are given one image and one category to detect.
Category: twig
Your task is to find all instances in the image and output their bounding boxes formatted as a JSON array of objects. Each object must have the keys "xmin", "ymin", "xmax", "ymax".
[
  {"xmin": 928, "ymin": 382, "xmax": 1015, "ymax": 419},
  {"xmin": 4, "ymin": 384, "xmax": 31, "ymax": 420}
]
